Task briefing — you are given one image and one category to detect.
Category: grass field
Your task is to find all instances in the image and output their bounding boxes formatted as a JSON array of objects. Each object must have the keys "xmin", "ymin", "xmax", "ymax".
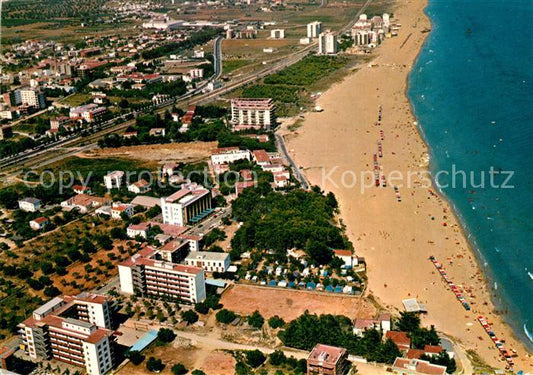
[{"xmin": 39, "ymin": 156, "xmax": 155, "ymax": 180}]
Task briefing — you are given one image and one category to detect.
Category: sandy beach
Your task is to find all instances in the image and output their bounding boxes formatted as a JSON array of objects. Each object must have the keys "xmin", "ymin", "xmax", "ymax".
[{"xmin": 284, "ymin": 0, "xmax": 532, "ymax": 370}]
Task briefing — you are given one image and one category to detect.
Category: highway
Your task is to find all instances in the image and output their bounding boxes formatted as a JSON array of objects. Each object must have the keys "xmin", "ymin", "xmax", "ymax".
[{"xmin": 0, "ymin": 0, "xmax": 373, "ymax": 179}]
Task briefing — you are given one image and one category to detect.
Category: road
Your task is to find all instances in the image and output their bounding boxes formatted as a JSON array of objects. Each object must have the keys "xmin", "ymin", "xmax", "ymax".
[{"xmin": 274, "ymin": 133, "xmax": 310, "ymax": 189}]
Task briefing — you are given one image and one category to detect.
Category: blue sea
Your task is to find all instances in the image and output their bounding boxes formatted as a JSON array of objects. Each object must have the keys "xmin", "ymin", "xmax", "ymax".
[{"xmin": 408, "ymin": 0, "xmax": 533, "ymax": 352}]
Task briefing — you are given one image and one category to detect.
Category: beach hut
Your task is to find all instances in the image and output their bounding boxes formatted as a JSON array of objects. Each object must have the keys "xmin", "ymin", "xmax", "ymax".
[
  {"xmin": 334, "ymin": 286, "xmax": 343, "ymax": 293},
  {"xmin": 260, "ymin": 280, "xmax": 266, "ymax": 285},
  {"xmin": 251, "ymin": 275, "xmax": 258, "ymax": 282},
  {"xmin": 288, "ymin": 281, "xmax": 296, "ymax": 288},
  {"xmin": 325, "ymin": 285, "xmax": 334, "ymax": 293},
  {"xmin": 278, "ymin": 280, "xmax": 287, "ymax": 288},
  {"xmin": 298, "ymin": 281, "xmax": 306, "ymax": 288},
  {"xmin": 269, "ymin": 280, "xmax": 277, "ymax": 287},
  {"xmin": 307, "ymin": 282, "xmax": 316, "ymax": 290},
  {"xmin": 343, "ymin": 285, "xmax": 353, "ymax": 294}
]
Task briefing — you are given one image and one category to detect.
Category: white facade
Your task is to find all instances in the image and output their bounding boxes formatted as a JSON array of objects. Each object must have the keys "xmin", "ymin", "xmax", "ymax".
[
  {"xmin": 118, "ymin": 249, "xmax": 207, "ymax": 303},
  {"xmin": 18, "ymin": 198, "xmax": 41, "ymax": 212},
  {"xmin": 318, "ymin": 31, "xmax": 338, "ymax": 55},
  {"xmin": 211, "ymin": 148, "xmax": 251, "ymax": 165},
  {"xmin": 161, "ymin": 183, "xmax": 212, "ymax": 226},
  {"xmin": 103, "ymin": 170, "xmax": 124, "ymax": 190},
  {"xmin": 230, "ymin": 98, "xmax": 275, "ymax": 131},
  {"xmin": 18, "ymin": 294, "xmax": 114, "ymax": 375},
  {"xmin": 20, "ymin": 88, "xmax": 46, "ymax": 109},
  {"xmin": 184, "ymin": 251, "xmax": 231, "ymax": 272},
  {"xmin": 270, "ymin": 29, "xmax": 285, "ymax": 39},
  {"xmin": 307, "ymin": 21, "xmax": 322, "ymax": 38}
]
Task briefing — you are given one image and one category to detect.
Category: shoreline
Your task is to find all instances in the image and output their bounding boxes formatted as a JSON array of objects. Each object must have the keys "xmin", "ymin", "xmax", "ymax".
[
  {"xmin": 404, "ymin": 1, "xmax": 533, "ymax": 355},
  {"xmin": 283, "ymin": 0, "xmax": 532, "ymax": 370}
]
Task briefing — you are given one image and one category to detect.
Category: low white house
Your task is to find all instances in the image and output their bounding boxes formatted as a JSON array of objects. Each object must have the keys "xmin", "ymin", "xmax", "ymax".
[
  {"xmin": 184, "ymin": 251, "xmax": 230, "ymax": 272},
  {"xmin": 353, "ymin": 313, "xmax": 391, "ymax": 336},
  {"xmin": 127, "ymin": 223, "xmax": 150, "ymax": 238},
  {"xmin": 211, "ymin": 147, "xmax": 251, "ymax": 165},
  {"xmin": 18, "ymin": 198, "xmax": 41, "ymax": 212},
  {"xmin": 111, "ymin": 203, "xmax": 134, "ymax": 220},
  {"xmin": 29, "ymin": 217, "xmax": 48, "ymax": 230},
  {"xmin": 127, "ymin": 179, "xmax": 151, "ymax": 194}
]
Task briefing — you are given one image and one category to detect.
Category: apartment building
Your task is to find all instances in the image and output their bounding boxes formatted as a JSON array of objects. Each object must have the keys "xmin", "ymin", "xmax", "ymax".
[
  {"xmin": 18, "ymin": 197, "xmax": 41, "ymax": 212},
  {"xmin": 69, "ymin": 104, "xmax": 107, "ymax": 123},
  {"xmin": 270, "ymin": 29, "xmax": 285, "ymax": 39},
  {"xmin": 103, "ymin": 170, "xmax": 124, "ymax": 190},
  {"xmin": 318, "ymin": 31, "xmax": 338, "ymax": 55},
  {"xmin": 307, "ymin": 344, "xmax": 349, "ymax": 375},
  {"xmin": 18, "ymin": 294, "xmax": 115, "ymax": 375},
  {"xmin": 19, "ymin": 88, "xmax": 46, "ymax": 109},
  {"xmin": 210, "ymin": 147, "xmax": 251, "ymax": 165},
  {"xmin": 118, "ymin": 246, "xmax": 206, "ymax": 303},
  {"xmin": 230, "ymin": 98, "xmax": 275, "ymax": 131},
  {"xmin": 184, "ymin": 251, "xmax": 230, "ymax": 272},
  {"xmin": 307, "ymin": 21, "xmax": 322, "ymax": 38},
  {"xmin": 160, "ymin": 183, "xmax": 212, "ymax": 226}
]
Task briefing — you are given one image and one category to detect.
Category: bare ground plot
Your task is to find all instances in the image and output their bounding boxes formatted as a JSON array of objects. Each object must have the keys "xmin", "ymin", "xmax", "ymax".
[
  {"xmin": 220, "ymin": 284, "xmax": 376, "ymax": 321},
  {"xmin": 83, "ymin": 141, "xmax": 217, "ymax": 164},
  {"xmin": 119, "ymin": 346, "xmax": 235, "ymax": 375}
]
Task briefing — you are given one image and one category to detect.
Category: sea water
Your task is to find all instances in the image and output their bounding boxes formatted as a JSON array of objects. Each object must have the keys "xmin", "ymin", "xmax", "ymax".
[{"xmin": 408, "ymin": 0, "xmax": 533, "ymax": 351}]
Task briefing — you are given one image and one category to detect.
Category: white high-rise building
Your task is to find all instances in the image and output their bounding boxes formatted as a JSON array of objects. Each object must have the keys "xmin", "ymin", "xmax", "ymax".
[
  {"xmin": 19, "ymin": 88, "xmax": 46, "ymax": 109},
  {"xmin": 160, "ymin": 183, "xmax": 212, "ymax": 226},
  {"xmin": 318, "ymin": 31, "xmax": 338, "ymax": 55},
  {"xmin": 307, "ymin": 21, "xmax": 322, "ymax": 39},
  {"xmin": 18, "ymin": 294, "xmax": 115, "ymax": 375},
  {"xmin": 118, "ymin": 245, "xmax": 206, "ymax": 303},
  {"xmin": 230, "ymin": 98, "xmax": 275, "ymax": 131}
]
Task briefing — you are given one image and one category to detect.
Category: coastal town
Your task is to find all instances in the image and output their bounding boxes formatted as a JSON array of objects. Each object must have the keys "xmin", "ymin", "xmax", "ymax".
[{"xmin": 0, "ymin": 0, "xmax": 531, "ymax": 374}]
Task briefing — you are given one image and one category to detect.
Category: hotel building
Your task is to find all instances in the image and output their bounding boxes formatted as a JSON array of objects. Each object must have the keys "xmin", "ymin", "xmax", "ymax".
[
  {"xmin": 210, "ymin": 147, "xmax": 251, "ymax": 165},
  {"xmin": 18, "ymin": 294, "xmax": 115, "ymax": 375},
  {"xmin": 307, "ymin": 344, "xmax": 349, "ymax": 375},
  {"xmin": 307, "ymin": 21, "xmax": 322, "ymax": 38},
  {"xmin": 230, "ymin": 98, "xmax": 275, "ymax": 131},
  {"xmin": 318, "ymin": 31, "xmax": 338, "ymax": 55},
  {"xmin": 118, "ymin": 246, "xmax": 206, "ymax": 303},
  {"xmin": 160, "ymin": 183, "xmax": 212, "ymax": 226}
]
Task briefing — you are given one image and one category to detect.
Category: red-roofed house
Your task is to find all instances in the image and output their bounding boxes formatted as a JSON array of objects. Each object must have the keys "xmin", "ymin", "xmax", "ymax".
[
  {"xmin": 252, "ymin": 149, "xmax": 270, "ymax": 165},
  {"xmin": 307, "ymin": 344, "xmax": 348, "ymax": 375},
  {"xmin": 386, "ymin": 331, "xmax": 411, "ymax": 351},
  {"xmin": 235, "ymin": 181, "xmax": 256, "ymax": 196},
  {"xmin": 353, "ymin": 313, "xmax": 391, "ymax": 336},
  {"xmin": 29, "ymin": 217, "xmax": 49, "ymax": 230},
  {"xmin": 392, "ymin": 358, "xmax": 447, "ymax": 375}
]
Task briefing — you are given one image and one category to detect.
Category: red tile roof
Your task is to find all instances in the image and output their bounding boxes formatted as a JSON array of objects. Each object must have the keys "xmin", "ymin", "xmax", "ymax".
[{"xmin": 386, "ymin": 331, "xmax": 411, "ymax": 349}]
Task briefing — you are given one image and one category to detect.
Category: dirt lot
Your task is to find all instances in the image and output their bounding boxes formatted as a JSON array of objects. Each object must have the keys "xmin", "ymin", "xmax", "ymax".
[
  {"xmin": 83, "ymin": 141, "xmax": 217, "ymax": 164},
  {"xmin": 220, "ymin": 284, "xmax": 376, "ymax": 321},
  {"xmin": 120, "ymin": 345, "xmax": 235, "ymax": 375}
]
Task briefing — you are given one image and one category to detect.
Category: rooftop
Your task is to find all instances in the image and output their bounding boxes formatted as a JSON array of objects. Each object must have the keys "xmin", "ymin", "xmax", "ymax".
[
  {"xmin": 308, "ymin": 344, "xmax": 346, "ymax": 366},
  {"xmin": 185, "ymin": 251, "xmax": 229, "ymax": 262}
]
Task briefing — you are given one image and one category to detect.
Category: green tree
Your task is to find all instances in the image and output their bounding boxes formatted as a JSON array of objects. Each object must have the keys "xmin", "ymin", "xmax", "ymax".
[
  {"xmin": 247, "ymin": 310, "xmax": 264, "ymax": 329},
  {"xmin": 156, "ymin": 328, "xmax": 176, "ymax": 344},
  {"xmin": 245, "ymin": 350, "xmax": 266, "ymax": 368},
  {"xmin": 127, "ymin": 350, "xmax": 145, "ymax": 365},
  {"xmin": 269, "ymin": 350, "xmax": 286, "ymax": 366},
  {"xmin": 171, "ymin": 363, "xmax": 187, "ymax": 375},
  {"xmin": 268, "ymin": 315, "xmax": 285, "ymax": 329},
  {"xmin": 146, "ymin": 357, "xmax": 164, "ymax": 372},
  {"xmin": 216, "ymin": 309, "xmax": 236, "ymax": 324},
  {"xmin": 181, "ymin": 310, "xmax": 199, "ymax": 325}
]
